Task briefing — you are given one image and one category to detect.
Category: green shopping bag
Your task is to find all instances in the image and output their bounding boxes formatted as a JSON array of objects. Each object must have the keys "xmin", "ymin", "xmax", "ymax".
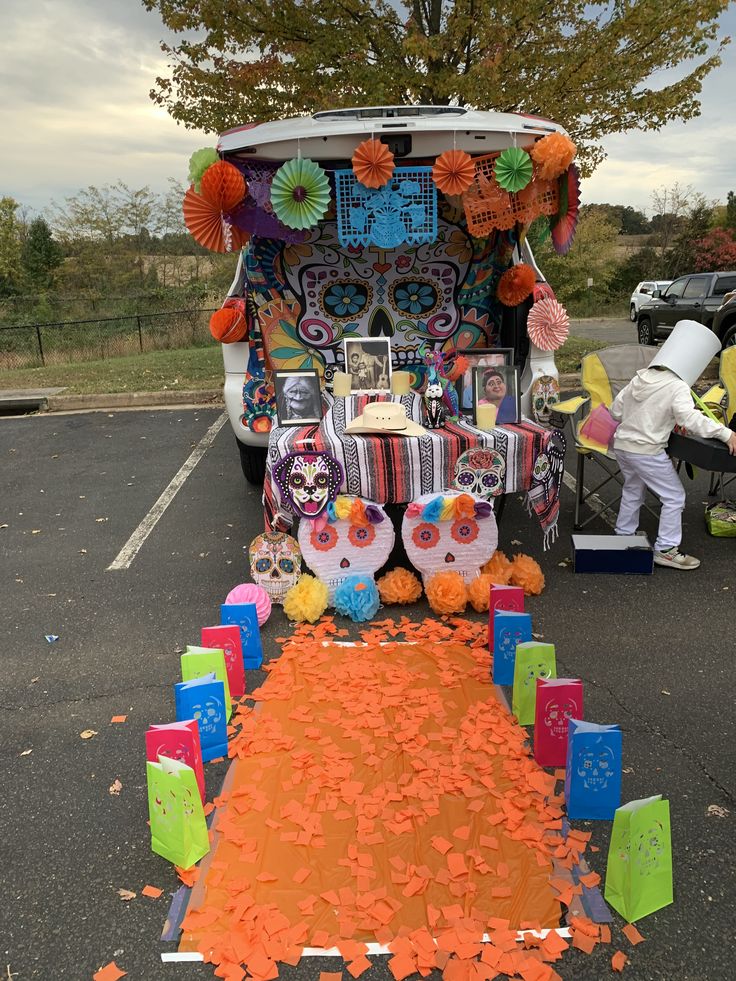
[
  {"xmin": 182, "ymin": 646, "xmax": 232, "ymax": 720},
  {"xmin": 605, "ymin": 795, "xmax": 673, "ymax": 922},
  {"xmin": 147, "ymin": 756, "xmax": 210, "ymax": 869},
  {"xmin": 512, "ymin": 642, "xmax": 556, "ymax": 725},
  {"xmin": 705, "ymin": 501, "xmax": 736, "ymax": 537}
]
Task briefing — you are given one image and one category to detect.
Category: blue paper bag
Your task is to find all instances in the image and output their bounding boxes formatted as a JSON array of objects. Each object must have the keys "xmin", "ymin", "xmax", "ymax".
[
  {"xmin": 565, "ymin": 719, "xmax": 622, "ymax": 820},
  {"xmin": 175, "ymin": 673, "xmax": 228, "ymax": 762},
  {"xmin": 492, "ymin": 610, "xmax": 532, "ymax": 685},
  {"xmin": 220, "ymin": 603, "xmax": 263, "ymax": 669}
]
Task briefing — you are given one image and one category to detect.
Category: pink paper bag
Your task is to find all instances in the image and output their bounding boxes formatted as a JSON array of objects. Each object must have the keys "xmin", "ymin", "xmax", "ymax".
[
  {"xmin": 201, "ymin": 624, "xmax": 246, "ymax": 698},
  {"xmin": 145, "ymin": 720, "xmax": 205, "ymax": 803},
  {"xmin": 488, "ymin": 584, "xmax": 525, "ymax": 652},
  {"xmin": 534, "ymin": 677, "xmax": 583, "ymax": 768}
]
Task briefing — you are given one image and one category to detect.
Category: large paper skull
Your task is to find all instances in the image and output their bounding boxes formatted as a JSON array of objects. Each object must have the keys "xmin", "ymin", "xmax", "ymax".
[
  {"xmin": 453, "ymin": 448, "xmax": 506, "ymax": 499},
  {"xmin": 298, "ymin": 496, "xmax": 395, "ymax": 602},
  {"xmin": 189, "ymin": 694, "xmax": 224, "ymax": 739},
  {"xmin": 530, "ymin": 374, "xmax": 560, "ymax": 426},
  {"xmin": 402, "ymin": 490, "xmax": 498, "ymax": 585},
  {"xmin": 634, "ymin": 822, "xmax": 665, "ymax": 875},
  {"xmin": 576, "ymin": 740, "xmax": 615, "ymax": 791},
  {"xmin": 543, "ymin": 698, "xmax": 579, "ymax": 738},
  {"xmin": 249, "ymin": 531, "xmax": 302, "ymax": 604}
]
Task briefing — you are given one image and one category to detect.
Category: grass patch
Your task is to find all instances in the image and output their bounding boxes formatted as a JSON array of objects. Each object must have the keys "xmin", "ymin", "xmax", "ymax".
[
  {"xmin": 0, "ymin": 345, "xmax": 224, "ymax": 395},
  {"xmin": 554, "ymin": 336, "xmax": 608, "ymax": 374}
]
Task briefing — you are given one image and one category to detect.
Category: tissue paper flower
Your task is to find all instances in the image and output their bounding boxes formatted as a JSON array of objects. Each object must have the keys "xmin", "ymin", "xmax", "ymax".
[
  {"xmin": 510, "ymin": 554, "xmax": 545, "ymax": 595},
  {"xmin": 425, "ymin": 570, "xmax": 468, "ymax": 615},
  {"xmin": 377, "ymin": 567, "xmax": 422, "ymax": 605},
  {"xmin": 283, "ymin": 574, "xmax": 329, "ymax": 623},
  {"xmin": 334, "ymin": 575, "xmax": 381, "ymax": 622}
]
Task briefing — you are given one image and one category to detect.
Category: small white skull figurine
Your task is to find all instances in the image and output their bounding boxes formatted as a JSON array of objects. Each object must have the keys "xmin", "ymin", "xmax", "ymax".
[
  {"xmin": 453, "ymin": 448, "xmax": 506, "ymax": 499},
  {"xmin": 543, "ymin": 698, "xmax": 580, "ymax": 738},
  {"xmin": 402, "ymin": 490, "xmax": 498, "ymax": 585},
  {"xmin": 248, "ymin": 532, "xmax": 302, "ymax": 604},
  {"xmin": 634, "ymin": 823, "xmax": 665, "ymax": 875},
  {"xmin": 298, "ymin": 496, "xmax": 395, "ymax": 602},
  {"xmin": 530, "ymin": 374, "xmax": 560, "ymax": 427},
  {"xmin": 576, "ymin": 740, "xmax": 615, "ymax": 792}
]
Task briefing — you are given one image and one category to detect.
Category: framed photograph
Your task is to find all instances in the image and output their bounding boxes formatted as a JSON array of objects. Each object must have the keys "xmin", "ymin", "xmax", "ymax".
[
  {"xmin": 472, "ymin": 364, "xmax": 521, "ymax": 425},
  {"xmin": 455, "ymin": 348, "xmax": 513, "ymax": 413},
  {"xmin": 343, "ymin": 338, "xmax": 392, "ymax": 392},
  {"xmin": 273, "ymin": 369, "xmax": 322, "ymax": 427}
]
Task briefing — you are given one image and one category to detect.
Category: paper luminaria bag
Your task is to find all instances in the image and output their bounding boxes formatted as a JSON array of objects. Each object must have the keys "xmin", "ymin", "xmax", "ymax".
[
  {"xmin": 605, "ymin": 795, "xmax": 673, "ymax": 922},
  {"xmin": 145, "ymin": 720, "xmax": 205, "ymax": 803},
  {"xmin": 492, "ymin": 610, "xmax": 532, "ymax": 686},
  {"xmin": 181, "ymin": 646, "xmax": 232, "ymax": 720},
  {"xmin": 220, "ymin": 603, "xmax": 263, "ymax": 669},
  {"xmin": 174, "ymin": 674, "xmax": 228, "ymax": 762},
  {"xmin": 512, "ymin": 642, "xmax": 557, "ymax": 725},
  {"xmin": 534, "ymin": 677, "xmax": 583, "ymax": 768},
  {"xmin": 146, "ymin": 756, "xmax": 210, "ymax": 870},
  {"xmin": 201, "ymin": 624, "xmax": 245, "ymax": 698},
  {"xmin": 488, "ymin": 583, "xmax": 525, "ymax": 652},
  {"xmin": 565, "ymin": 719, "xmax": 622, "ymax": 820}
]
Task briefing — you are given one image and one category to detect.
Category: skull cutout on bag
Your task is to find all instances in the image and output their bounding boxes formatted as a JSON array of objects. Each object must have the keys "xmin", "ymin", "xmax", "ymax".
[
  {"xmin": 248, "ymin": 531, "xmax": 302, "ymax": 604},
  {"xmin": 530, "ymin": 374, "xmax": 560, "ymax": 427},
  {"xmin": 453, "ymin": 448, "xmax": 506, "ymax": 500},
  {"xmin": 578, "ymin": 742, "xmax": 615, "ymax": 791},
  {"xmin": 634, "ymin": 821, "xmax": 666, "ymax": 876}
]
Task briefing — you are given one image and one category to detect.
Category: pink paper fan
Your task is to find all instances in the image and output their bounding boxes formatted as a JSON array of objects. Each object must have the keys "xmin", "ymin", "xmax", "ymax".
[
  {"xmin": 225, "ymin": 582, "xmax": 272, "ymax": 626},
  {"xmin": 527, "ymin": 297, "xmax": 570, "ymax": 351}
]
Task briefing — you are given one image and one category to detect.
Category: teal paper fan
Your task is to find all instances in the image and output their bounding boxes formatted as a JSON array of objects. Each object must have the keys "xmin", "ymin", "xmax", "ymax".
[
  {"xmin": 270, "ymin": 158, "xmax": 331, "ymax": 230},
  {"xmin": 494, "ymin": 147, "xmax": 533, "ymax": 193}
]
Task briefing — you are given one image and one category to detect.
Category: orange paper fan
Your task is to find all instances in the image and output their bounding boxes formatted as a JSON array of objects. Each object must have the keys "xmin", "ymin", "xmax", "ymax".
[
  {"xmin": 432, "ymin": 149, "xmax": 475, "ymax": 196},
  {"xmin": 182, "ymin": 186, "xmax": 250, "ymax": 253},
  {"xmin": 199, "ymin": 160, "xmax": 247, "ymax": 212},
  {"xmin": 352, "ymin": 138, "xmax": 395, "ymax": 188}
]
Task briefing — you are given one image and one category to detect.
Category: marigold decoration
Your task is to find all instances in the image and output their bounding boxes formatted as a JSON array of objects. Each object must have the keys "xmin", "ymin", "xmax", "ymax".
[
  {"xmin": 467, "ymin": 573, "xmax": 494, "ymax": 613},
  {"xmin": 497, "ymin": 263, "xmax": 537, "ymax": 307},
  {"xmin": 510, "ymin": 553, "xmax": 545, "ymax": 595},
  {"xmin": 352, "ymin": 138, "xmax": 395, "ymax": 189},
  {"xmin": 377, "ymin": 567, "xmax": 423, "ymax": 605},
  {"xmin": 425, "ymin": 570, "xmax": 468, "ymax": 615},
  {"xmin": 334, "ymin": 575, "xmax": 381, "ymax": 622},
  {"xmin": 209, "ymin": 305, "xmax": 247, "ymax": 343},
  {"xmin": 482, "ymin": 549, "xmax": 513, "ymax": 584},
  {"xmin": 270, "ymin": 158, "xmax": 331, "ymax": 230},
  {"xmin": 494, "ymin": 146, "xmax": 533, "ymax": 193},
  {"xmin": 527, "ymin": 296, "xmax": 570, "ymax": 351},
  {"xmin": 530, "ymin": 132, "xmax": 577, "ymax": 181},
  {"xmin": 283, "ymin": 574, "xmax": 329, "ymax": 623},
  {"xmin": 432, "ymin": 149, "xmax": 475, "ymax": 196},
  {"xmin": 182, "ymin": 186, "xmax": 250, "ymax": 253},
  {"xmin": 199, "ymin": 160, "xmax": 247, "ymax": 213},
  {"xmin": 188, "ymin": 147, "xmax": 219, "ymax": 192}
]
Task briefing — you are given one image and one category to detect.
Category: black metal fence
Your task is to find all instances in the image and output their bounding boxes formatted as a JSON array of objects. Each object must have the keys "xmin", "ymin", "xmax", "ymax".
[{"xmin": 0, "ymin": 308, "xmax": 218, "ymax": 371}]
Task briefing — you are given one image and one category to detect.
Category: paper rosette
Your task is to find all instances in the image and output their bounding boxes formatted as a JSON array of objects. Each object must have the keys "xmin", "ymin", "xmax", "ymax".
[
  {"xmin": 270, "ymin": 158, "xmax": 331, "ymax": 230},
  {"xmin": 493, "ymin": 147, "xmax": 533, "ymax": 193},
  {"xmin": 352, "ymin": 138, "xmax": 395, "ymax": 189},
  {"xmin": 527, "ymin": 297, "xmax": 570, "ymax": 351},
  {"xmin": 432, "ymin": 149, "xmax": 475, "ymax": 196},
  {"xmin": 199, "ymin": 160, "xmax": 246, "ymax": 212},
  {"xmin": 551, "ymin": 163, "xmax": 581, "ymax": 256},
  {"xmin": 182, "ymin": 186, "xmax": 250, "ymax": 253}
]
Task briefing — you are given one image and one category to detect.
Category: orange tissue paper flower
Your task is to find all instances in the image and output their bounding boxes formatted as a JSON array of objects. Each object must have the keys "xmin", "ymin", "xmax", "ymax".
[
  {"xmin": 425, "ymin": 570, "xmax": 468, "ymax": 615},
  {"xmin": 497, "ymin": 263, "xmax": 536, "ymax": 307},
  {"xmin": 199, "ymin": 160, "xmax": 247, "ymax": 212},
  {"xmin": 467, "ymin": 573, "xmax": 493, "ymax": 612},
  {"xmin": 510, "ymin": 553, "xmax": 545, "ymax": 595},
  {"xmin": 432, "ymin": 149, "xmax": 475, "ymax": 196},
  {"xmin": 530, "ymin": 132, "xmax": 577, "ymax": 181},
  {"xmin": 352, "ymin": 138, "xmax": 395, "ymax": 188},
  {"xmin": 482, "ymin": 549, "xmax": 513, "ymax": 584},
  {"xmin": 454, "ymin": 494, "xmax": 476, "ymax": 519},
  {"xmin": 377, "ymin": 567, "xmax": 423, "ymax": 605}
]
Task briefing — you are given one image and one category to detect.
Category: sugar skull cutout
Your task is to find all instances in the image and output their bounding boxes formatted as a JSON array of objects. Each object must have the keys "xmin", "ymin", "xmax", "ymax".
[
  {"xmin": 149, "ymin": 771, "xmax": 176, "ymax": 830},
  {"xmin": 634, "ymin": 821, "xmax": 665, "ymax": 875},
  {"xmin": 524, "ymin": 657, "xmax": 554, "ymax": 690},
  {"xmin": 530, "ymin": 374, "xmax": 560, "ymax": 427},
  {"xmin": 249, "ymin": 531, "xmax": 302, "ymax": 604},
  {"xmin": 453, "ymin": 448, "xmax": 506, "ymax": 499},
  {"xmin": 189, "ymin": 694, "xmax": 224, "ymax": 739},
  {"xmin": 402, "ymin": 490, "xmax": 498, "ymax": 585},
  {"xmin": 273, "ymin": 451, "xmax": 344, "ymax": 519},
  {"xmin": 543, "ymin": 698, "xmax": 580, "ymax": 739},
  {"xmin": 576, "ymin": 739, "xmax": 615, "ymax": 792},
  {"xmin": 497, "ymin": 627, "xmax": 526, "ymax": 662},
  {"xmin": 298, "ymin": 496, "xmax": 394, "ymax": 602}
]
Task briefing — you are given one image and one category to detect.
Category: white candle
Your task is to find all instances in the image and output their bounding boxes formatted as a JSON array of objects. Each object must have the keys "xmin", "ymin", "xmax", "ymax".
[
  {"xmin": 391, "ymin": 371, "xmax": 411, "ymax": 395},
  {"xmin": 476, "ymin": 403, "xmax": 498, "ymax": 430},
  {"xmin": 332, "ymin": 372, "xmax": 351, "ymax": 397}
]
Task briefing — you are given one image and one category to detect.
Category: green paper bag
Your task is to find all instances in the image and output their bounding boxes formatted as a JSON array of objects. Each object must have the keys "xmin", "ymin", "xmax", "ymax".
[
  {"xmin": 182, "ymin": 646, "xmax": 232, "ymax": 720},
  {"xmin": 512, "ymin": 641, "xmax": 556, "ymax": 725},
  {"xmin": 605, "ymin": 795, "xmax": 673, "ymax": 922},
  {"xmin": 147, "ymin": 756, "xmax": 210, "ymax": 869}
]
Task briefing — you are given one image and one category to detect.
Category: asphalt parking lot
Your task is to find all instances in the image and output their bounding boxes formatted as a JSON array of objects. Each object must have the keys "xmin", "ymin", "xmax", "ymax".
[{"xmin": 1, "ymin": 407, "xmax": 733, "ymax": 980}]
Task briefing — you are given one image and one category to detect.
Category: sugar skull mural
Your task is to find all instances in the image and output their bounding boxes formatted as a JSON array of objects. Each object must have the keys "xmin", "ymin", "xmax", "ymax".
[
  {"xmin": 298, "ymin": 496, "xmax": 394, "ymax": 602},
  {"xmin": 402, "ymin": 491, "xmax": 498, "ymax": 585},
  {"xmin": 530, "ymin": 374, "xmax": 560, "ymax": 426},
  {"xmin": 248, "ymin": 531, "xmax": 302, "ymax": 604},
  {"xmin": 453, "ymin": 447, "xmax": 506, "ymax": 499},
  {"xmin": 273, "ymin": 450, "xmax": 344, "ymax": 519},
  {"xmin": 576, "ymin": 740, "xmax": 616, "ymax": 792}
]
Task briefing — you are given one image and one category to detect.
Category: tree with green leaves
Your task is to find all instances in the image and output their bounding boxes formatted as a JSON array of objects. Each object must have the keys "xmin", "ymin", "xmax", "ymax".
[
  {"xmin": 725, "ymin": 191, "xmax": 736, "ymax": 232},
  {"xmin": 0, "ymin": 196, "xmax": 24, "ymax": 297},
  {"xmin": 21, "ymin": 217, "xmax": 63, "ymax": 291},
  {"xmin": 143, "ymin": 0, "xmax": 729, "ymax": 173}
]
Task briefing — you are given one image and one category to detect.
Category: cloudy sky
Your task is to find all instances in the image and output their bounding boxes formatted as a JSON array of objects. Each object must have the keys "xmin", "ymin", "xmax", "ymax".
[{"xmin": 1, "ymin": 0, "xmax": 734, "ymax": 217}]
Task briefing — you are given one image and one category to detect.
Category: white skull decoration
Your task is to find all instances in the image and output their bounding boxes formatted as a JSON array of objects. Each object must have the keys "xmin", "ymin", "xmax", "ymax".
[
  {"xmin": 530, "ymin": 375, "xmax": 560, "ymax": 427},
  {"xmin": 298, "ymin": 496, "xmax": 395, "ymax": 602},
  {"xmin": 249, "ymin": 531, "xmax": 302, "ymax": 604},
  {"xmin": 453, "ymin": 448, "xmax": 506, "ymax": 499},
  {"xmin": 543, "ymin": 698, "xmax": 580, "ymax": 738},
  {"xmin": 634, "ymin": 822, "xmax": 665, "ymax": 875},
  {"xmin": 576, "ymin": 740, "xmax": 615, "ymax": 791},
  {"xmin": 402, "ymin": 490, "xmax": 498, "ymax": 585}
]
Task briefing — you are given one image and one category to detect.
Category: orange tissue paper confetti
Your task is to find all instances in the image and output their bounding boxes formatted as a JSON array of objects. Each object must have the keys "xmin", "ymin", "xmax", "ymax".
[
  {"xmin": 141, "ymin": 885, "xmax": 163, "ymax": 899},
  {"xmin": 93, "ymin": 963, "xmax": 127, "ymax": 981}
]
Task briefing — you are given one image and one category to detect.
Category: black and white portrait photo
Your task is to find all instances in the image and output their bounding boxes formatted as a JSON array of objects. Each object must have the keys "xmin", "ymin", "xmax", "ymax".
[
  {"xmin": 343, "ymin": 339, "xmax": 392, "ymax": 392},
  {"xmin": 273, "ymin": 369, "xmax": 322, "ymax": 426}
]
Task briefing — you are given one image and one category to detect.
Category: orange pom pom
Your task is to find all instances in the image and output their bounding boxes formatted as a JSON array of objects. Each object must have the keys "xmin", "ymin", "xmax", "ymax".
[
  {"xmin": 481, "ymin": 549, "xmax": 513, "ymax": 584},
  {"xmin": 209, "ymin": 306, "xmax": 247, "ymax": 343},
  {"xmin": 377, "ymin": 567, "xmax": 423, "ymax": 605},
  {"xmin": 510, "ymin": 553, "xmax": 545, "ymax": 595},
  {"xmin": 467, "ymin": 573, "xmax": 493, "ymax": 612},
  {"xmin": 497, "ymin": 263, "xmax": 536, "ymax": 307},
  {"xmin": 425, "ymin": 570, "xmax": 468, "ymax": 615},
  {"xmin": 352, "ymin": 138, "xmax": 395, "ymax": 188},
  {"xmin": 200, "ymin": 161, "xmax": 247, "ymax": 212},
  {"xmin": 530, "ymin": 132, "xmax": 576, "ymax": 181}
]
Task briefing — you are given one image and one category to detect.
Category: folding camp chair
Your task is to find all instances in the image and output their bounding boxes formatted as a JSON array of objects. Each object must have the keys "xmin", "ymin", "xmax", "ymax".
[
  {"xmin": 552, "ymin": 344, "xmax": 660, "ymax": 529},
  {"xmin": 703, "ymin": 346, "xmax": 736, "ymax": 496}
]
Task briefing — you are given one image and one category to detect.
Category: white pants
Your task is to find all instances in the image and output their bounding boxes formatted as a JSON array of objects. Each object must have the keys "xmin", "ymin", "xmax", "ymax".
[{"xmin": 615, "ymin": 449, "xmax": 686, "ymax": 552}]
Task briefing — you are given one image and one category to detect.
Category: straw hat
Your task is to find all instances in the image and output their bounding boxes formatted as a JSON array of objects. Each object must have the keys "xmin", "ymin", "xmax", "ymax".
[{"xmin": 345, "ymin": 401, "xmax": 427, "ymax": 437}]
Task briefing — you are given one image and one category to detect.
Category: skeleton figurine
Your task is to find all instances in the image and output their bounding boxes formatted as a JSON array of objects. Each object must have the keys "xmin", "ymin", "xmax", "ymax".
[{"xmin": 423, "ymin": 381, "xmax": 445, "ymax": 429}]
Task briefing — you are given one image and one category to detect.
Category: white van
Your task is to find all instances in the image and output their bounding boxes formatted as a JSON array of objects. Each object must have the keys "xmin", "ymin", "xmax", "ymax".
[{"xmin": 216, "ymin": 106, "xmax": 568, "ymax": 483}]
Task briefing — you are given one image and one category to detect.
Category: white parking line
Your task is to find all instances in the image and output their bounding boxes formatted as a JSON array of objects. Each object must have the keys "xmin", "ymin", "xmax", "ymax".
[
  {"xmin": 562, "ymin": 469, "xmax": 617, "ymax": 529},
  {"xmin": 107, "ymin": 412, "xmax": 227, "ymax": 571}
]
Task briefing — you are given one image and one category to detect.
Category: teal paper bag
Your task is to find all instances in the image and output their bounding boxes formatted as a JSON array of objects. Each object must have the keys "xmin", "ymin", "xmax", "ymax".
[
  {"xmin": 512, "ymin": 641, "xmax": 556, "ymax": 725},
  {"xmin": 605, "ymin": 795, "xmax": 673, "ymax": 922},
  {"xmin": 181, "ymin": 646, "xmax": 231, "ymax": 720},
  {"xmin": 147, "ymin": 756, "xmax": 210, "ymax": 869}
]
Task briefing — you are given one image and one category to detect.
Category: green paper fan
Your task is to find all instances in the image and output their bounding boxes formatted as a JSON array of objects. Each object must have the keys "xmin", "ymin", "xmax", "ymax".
[
  {"xmin": 270, "ymin": 158, "xmax": 331, "ymax": 230},
  {"xmin": 188, "ymin": 147, "xmax": 219, "ymax": 191},
  {"xmin": 494, "ymin": 147, "xmax": 533, "ymax": 193}
]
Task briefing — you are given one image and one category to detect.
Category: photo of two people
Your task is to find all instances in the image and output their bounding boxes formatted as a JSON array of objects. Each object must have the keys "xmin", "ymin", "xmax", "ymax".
[{"xmin": 343, "ymin": 339, "xmax": 392, "ymax": 392}]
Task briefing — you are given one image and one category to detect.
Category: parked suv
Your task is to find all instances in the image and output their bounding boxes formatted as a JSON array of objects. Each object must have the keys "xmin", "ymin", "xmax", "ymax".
[
  {"xmin": 712, "ymin": 289, "xmax": 736, "ymax": 349},
  {"xmin": 637, "ymin": 271, "xmax": 736, "ymax": 345},
  {"xmin": 629, "ymin": 280, "xmax": 671, "ymax": 322}
]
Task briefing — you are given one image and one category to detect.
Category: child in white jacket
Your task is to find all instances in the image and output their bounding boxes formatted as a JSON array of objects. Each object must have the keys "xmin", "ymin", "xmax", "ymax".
[{"xmin": 609, "ymin": 322, "xmax": 736, "ymax": 570}]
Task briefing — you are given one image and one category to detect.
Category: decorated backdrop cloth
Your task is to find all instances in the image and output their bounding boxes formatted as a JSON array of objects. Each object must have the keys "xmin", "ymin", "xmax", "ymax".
[{"xmin": 264, "ymin": 396, "xmax": 565, "ymax": 547}]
